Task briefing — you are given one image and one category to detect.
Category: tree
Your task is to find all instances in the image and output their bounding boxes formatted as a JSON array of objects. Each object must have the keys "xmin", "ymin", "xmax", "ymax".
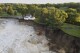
[
  {"xmin": 35, "ymin": 7, "xmax": 49, "ymax": 25},
  {"xmin": 75, "ymin": 13, "xmax": 80, "ymax": 22},
  {"xmin": 66, "ymin": 8, "xmax": 80, "ymax": 24},
  {"xmin": 17, "ymin": 4, "xmax": 28, "ymax": 16},
  {"xmin": 46, "ymin": 7, "xmax": 68, "ymax": 28},
  {"xmin": 35, "ymin": 7, "xmax": 68, "ymax": 29},
  {"xmin": 6, "ymin": 6, "xmax": 14, "ymax": 15},
  {"xmin": 0, "ymin": 7, "xmax": 2, "ymax": 13},
  {"xmin": 34, "ymin": 8, "xmax": 42, "ymax": 23},
  {"xmin": 27, "ymin": 5, "xmax": 38, "ymax": 16}
]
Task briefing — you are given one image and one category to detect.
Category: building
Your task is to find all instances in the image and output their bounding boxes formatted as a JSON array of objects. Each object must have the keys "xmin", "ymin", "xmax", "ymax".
[{"xmin": 24, "ymin": 14, "xmax": 35, "ymax": 20}]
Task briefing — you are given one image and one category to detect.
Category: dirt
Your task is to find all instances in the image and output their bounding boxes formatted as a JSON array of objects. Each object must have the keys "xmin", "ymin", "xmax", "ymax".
[{"xmin": 45, "ymin": 28, "xmax": 80, "ymax": 53}]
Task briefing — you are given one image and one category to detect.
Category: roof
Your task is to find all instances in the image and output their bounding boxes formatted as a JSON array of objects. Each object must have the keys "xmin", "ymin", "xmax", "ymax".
[{"xmin": 24, "ymin": 15, "xmax": 35, "ymax": 20}]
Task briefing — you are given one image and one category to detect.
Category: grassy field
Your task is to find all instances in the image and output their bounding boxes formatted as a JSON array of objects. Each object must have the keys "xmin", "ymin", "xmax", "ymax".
[{"xmin": 60, "ymin": 23, "xmax": 80, "ymax": 37}]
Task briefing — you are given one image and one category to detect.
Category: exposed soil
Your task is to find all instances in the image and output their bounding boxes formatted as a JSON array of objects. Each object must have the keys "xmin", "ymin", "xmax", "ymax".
[{"xmin": 45, "ymin": 28, "xmax": 80, "ymax": 53}]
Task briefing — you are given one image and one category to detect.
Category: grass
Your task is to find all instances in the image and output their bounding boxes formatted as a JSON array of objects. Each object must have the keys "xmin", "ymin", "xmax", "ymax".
[
  {"xmin": 60, "ymin": 23, "xmax": 80, "ymax": 37},
  {"xmin": 0, "ymin": 12, "xmax": 22, "ymax": 17},
  {"xmin": 0, "ymin": 12, "xmax": 10, "ymax": 16}
]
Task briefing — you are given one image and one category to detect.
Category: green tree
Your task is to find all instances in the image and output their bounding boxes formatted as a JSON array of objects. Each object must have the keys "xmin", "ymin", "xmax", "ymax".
[
  {"xmin": 47, "ymin": 7, "xmax": 68, "ymax": 28},
  {"xmin": 66, "ymin": 8, "xmax": 80, "ymax": 24},
  {"xmin": 35, "ymin": 8, "xmax": 49, "ymax": 25},
  {"xmin": 27, "ymin": 5, "xmax": 39, "ymax": 16},
  {"xmin": 0, "ymin": 7, "xmax": 2, "ymax": 13},
  {"xmin": 6, "ymin": 6, "xmax": 14, "ymax": 15},
  {"xmin": 35, "ymin": 7, "xmax": 68, "ymax": 29},
  {"xmin": 17, "ymin": 4, "xmax": 28, "ymax": 17},
  {"xmin": 75, "ymin": 13, "xmax": 80, "ymax": 22}
]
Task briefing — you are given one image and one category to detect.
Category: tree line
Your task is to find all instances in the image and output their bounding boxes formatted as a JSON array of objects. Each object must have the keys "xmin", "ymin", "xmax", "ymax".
[{"xmin": 0, "ymin": 3, "xmax": 80, "ymax": 29}]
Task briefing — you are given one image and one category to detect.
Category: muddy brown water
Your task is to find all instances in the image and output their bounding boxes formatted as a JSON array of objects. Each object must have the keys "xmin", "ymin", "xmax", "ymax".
[{"xmin": 0, "ymin": 18, "xmax": 56, "ymax": 53}]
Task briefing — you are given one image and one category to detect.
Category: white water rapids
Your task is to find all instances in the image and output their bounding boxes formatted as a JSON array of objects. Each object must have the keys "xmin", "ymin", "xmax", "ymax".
[{"xmin": 0, "ymin": 19, "xmax": 55, "ymax": 53}]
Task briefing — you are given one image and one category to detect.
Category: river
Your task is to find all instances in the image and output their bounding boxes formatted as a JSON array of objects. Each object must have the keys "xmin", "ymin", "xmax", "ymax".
[{"xmin": 0, "ymin": 19, "xmax": 55, "ymax": 53}]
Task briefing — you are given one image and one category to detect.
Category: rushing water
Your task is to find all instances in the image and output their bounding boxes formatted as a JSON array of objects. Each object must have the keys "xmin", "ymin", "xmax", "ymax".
[{"xmin": 0, "ymin": 19, "xmax": 55, "ymax": 53}]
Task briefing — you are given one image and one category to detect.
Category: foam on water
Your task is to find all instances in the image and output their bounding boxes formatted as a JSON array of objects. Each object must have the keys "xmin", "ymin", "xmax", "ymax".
[{"xmin": 0, "ymin": 19, "xmax": 55, "ymax": 53}]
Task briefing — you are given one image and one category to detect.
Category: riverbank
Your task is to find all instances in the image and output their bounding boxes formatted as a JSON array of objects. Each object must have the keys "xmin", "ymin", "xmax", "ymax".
[
  {"xmin": 45, "ymin": 28, "xmax": 80, "ymax": 53},
  {"xmin": 0, "ymin": 18, "xmax": 80, "ymax": 53},
  {"xmin": 0, "ymin": 16, "xmax": 23, "ymax": 19},
  {"xmin": 18, "ymin": 18, "xmax": 80, "ymax": 53}
]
